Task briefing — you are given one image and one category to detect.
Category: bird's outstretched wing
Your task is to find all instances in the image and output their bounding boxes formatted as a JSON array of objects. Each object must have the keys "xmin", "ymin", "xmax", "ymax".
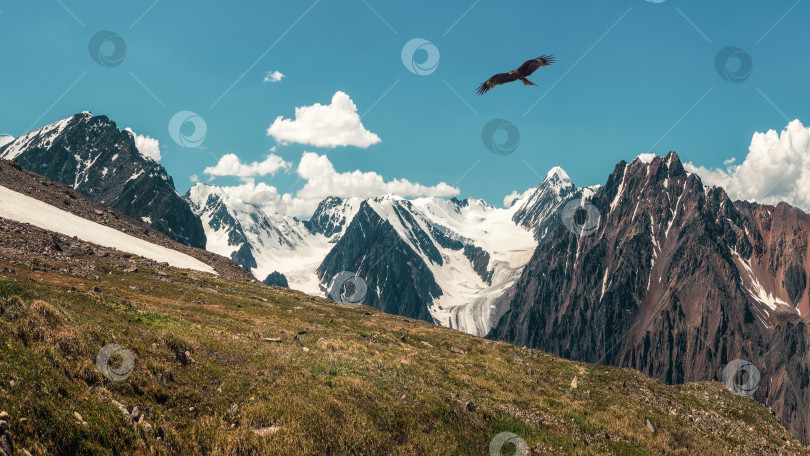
[
  {"xmin": 476, "ymin": 72, "xmax": 519, "ymax": 95},
  {"xmin": 516, "ymin": 55, "xmax": 555, "ymax": 77}
]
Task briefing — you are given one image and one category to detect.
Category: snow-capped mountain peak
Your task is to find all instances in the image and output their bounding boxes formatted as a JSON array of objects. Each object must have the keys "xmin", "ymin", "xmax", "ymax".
[
  {"xmin": 186, "ymin": 183, "xmax": 333, "ymax": 293},
  {"xmin": 0, "ymin": 112, "xmax": 206, "ymax": 247},
  {"xmin": 546, "ymin": 165, "xmax": 571, "ymax": 182}
]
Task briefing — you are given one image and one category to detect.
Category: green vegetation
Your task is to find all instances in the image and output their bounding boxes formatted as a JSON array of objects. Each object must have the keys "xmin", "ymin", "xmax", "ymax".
[{"xmin": 0, "ymin": 256, "xmax": 806, "ymax": 455}]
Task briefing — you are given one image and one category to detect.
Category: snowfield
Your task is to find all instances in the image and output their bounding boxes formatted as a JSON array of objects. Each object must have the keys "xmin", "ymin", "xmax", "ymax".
[{"xmin": 0, "ymin": 185, "xmax": 216, "ymax": 274}]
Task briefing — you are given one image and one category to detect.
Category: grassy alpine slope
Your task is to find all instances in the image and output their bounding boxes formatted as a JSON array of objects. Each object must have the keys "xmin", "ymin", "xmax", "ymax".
[{"xmin": 0, "ymin": 223, "xmax": 807, "ymax": 455}]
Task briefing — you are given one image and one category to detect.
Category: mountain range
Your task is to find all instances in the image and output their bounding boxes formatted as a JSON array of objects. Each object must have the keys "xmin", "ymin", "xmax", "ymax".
[{"xmin": 4, "ymin": 112, "xmax": 810, "ymax": 444}]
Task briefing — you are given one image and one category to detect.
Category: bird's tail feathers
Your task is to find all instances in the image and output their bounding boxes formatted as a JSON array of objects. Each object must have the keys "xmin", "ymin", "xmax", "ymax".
[{"xmin": 521, "ymin": 78, "xmax": 536, "ymax": 86}]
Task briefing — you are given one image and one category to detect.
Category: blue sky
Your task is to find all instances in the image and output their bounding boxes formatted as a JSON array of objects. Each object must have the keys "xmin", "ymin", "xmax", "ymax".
[{"xmin": 1, "ymin": 0, "xmax": 808, "ymax": 216}]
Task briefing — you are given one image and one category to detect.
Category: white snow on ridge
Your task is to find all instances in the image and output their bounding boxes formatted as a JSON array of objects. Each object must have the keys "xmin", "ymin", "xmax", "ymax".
[
  {"xmin": 731, "ymin": 248, "xmax": 789, "ymax": 313},
  {"xmin": 0, "ymin": 115, "xmax": 77, "ymax": 161},
  {"xmin": 0, "ymin": 185, "xmax": 216, "ymax": 274},
  {"xmin": 187, "ymin": 184, "xmax": 329, "ymax": 293}
]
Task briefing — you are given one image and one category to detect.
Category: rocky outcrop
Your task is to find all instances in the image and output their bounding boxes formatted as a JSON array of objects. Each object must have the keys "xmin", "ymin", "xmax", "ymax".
[{"xmin": 263, "ymin": 271, "xmax": 289, "ymax": 288}]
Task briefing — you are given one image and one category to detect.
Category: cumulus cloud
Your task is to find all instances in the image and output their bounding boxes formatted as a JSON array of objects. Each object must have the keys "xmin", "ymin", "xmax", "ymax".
[
  {"xmin": 684, "ymin": 120, "xmax": 810, "ymax": 211},
  {"xmin": 283, "ymin": 152, "xmax": 459, "ymax": 216},
  {"xmin": 125, "ymin": 128, "xmax": 161, "ymax": 161},
  {"xmin": 503, "ymin": 188, "xmax": 533, "ymax": 208},
  {"xmin": 216, "ymin": 179, "xmax": 282, "ymax": 203},
  {"xmin": 267, "ymin": 91, "xmax": 381, "ymax": 148},
  {"xmin": 263, "ymin": 71, "xmax": 284, "ymax": 83},
  {"xmin": 204, "ymin": 153, "xmax": 291, "ymax": 178},
  {"xmin": 211, "ymin": 152, "xmax": 459, "ymax": 217},
  {"xmin": 0, "ymin": 134, "xmax": 14, "ymax": 149}
]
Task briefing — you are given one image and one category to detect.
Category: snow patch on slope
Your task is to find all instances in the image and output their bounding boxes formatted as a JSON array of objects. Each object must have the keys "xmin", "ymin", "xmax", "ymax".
[{"xmin": 0, "ymin": 185, "xmax": 216, "ymax": 274}]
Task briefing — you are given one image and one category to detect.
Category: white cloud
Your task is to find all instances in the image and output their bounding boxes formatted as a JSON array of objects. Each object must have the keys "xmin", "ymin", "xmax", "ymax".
[
  {"xmin": 216, "ymin": 179, "xmax": 281, "ymax": 203},
  {"xmin": 263, "ymin": 71, "xmax": 285, "ymax": 83},
  {"xmin": 267, "ymin": 91, "xmax": 381, "ymax": 148},
  {"xmin": 0, "ymin": 134, "xmax": 14, "ymax": 149},
  {"xmin": 125, "ymin": 128, "xmax": 161, "ymax": 161},
  {"xmin": 503, "ymin": 188, "xmax": 533, "ymax": 208},
  {"xmin": 211, "ymin": 152, "xmax": 459, "ymax": 217},
  {"xmin": 284, "ymin": 152, "xmax": 458, "ymax": 216},
  {"xmin": 204, "ymin": 153, "xmax": 291, "ymax": 178},
  {"xmin": 685, "ymin": 120, "xmax": 810, "ymax": 211}
]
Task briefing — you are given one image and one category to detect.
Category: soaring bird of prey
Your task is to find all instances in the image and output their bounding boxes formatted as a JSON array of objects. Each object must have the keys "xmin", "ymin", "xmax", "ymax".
[{"xmin": 476, "ymin": 55, "xmax": 555, "ymax": 95}]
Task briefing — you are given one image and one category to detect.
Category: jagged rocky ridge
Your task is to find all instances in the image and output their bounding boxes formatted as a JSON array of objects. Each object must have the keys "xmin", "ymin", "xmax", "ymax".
[
  {"xmin": 187, "ymin": 168, "xmax": 580, "ymax": 335},
  {"xmin": 0, "ymin": 113, "xmax": 206, "ymax": 248},
  {"xmin": 488, "ymin": 152, "xmax": 810, "ymax": 444}
]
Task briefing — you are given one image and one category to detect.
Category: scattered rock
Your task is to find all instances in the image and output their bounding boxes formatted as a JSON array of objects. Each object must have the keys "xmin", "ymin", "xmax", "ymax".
[
  {"xmin": 646, "ymin": 419, "xmax": 655, "ymax": 433},
  {"xmin": 570, "ymin": 376, "xmax": 578, "ymax": 390},
  {"xmin": 0, "ymin": 435, "xmax": 12, "ymax": 456},
  {"xmin": 252, "ymin": 425, "xmax": 281, "ymax": 436},
  {"xmin": 141, "ymin": 421, "xmax": 154, "ymax": 438},
  {"xmin": 302, "ymin": 347, "xmax": 310, "ymax": 353},
  {"xmin": 176, "ymin": 350, "xmax": 194, "ymax": 366},
  {"xmin": 157, "ymin": 426, "xmax": 166, "ymax": 440},
  {"xmin": 111, "ymin": 399, "xmax": 132, "ymax": 423},
  {"xmin": 263, "ymin": 337, "xmax": 282, "ymax": 343},
  {"xmin": 131, "ymin": 406, "xmax": 140, "ymax": 422},
  {"xmin": 450, "ymin": 347, "xmax": 466, "ymax": 355},
  {"xmin": 420, "ymin": 341, "xmax": 433, "ymax": 348},
  {"xmin": 0, "ymin": 412, "xmax": 12, "ymax": 456}
]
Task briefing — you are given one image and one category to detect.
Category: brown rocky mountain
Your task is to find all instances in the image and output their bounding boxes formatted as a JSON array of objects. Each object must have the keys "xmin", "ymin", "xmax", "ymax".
[{"xmin": 488, "ymin": 152, "xmax": 810, "ymax": 443}]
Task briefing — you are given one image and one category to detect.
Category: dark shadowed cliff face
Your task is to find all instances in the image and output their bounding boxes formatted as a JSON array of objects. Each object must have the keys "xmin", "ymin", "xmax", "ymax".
[
  {"xmin": 488, "ymin": 152, "xmax": 810, "ymax": 443},
  {"xmin": 317, "ymin": 201, "xmax": 438, "ymax": 322},
  {"xmin": 0, "ymin": 113, "xmax": 206, "ymax": 248}
]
